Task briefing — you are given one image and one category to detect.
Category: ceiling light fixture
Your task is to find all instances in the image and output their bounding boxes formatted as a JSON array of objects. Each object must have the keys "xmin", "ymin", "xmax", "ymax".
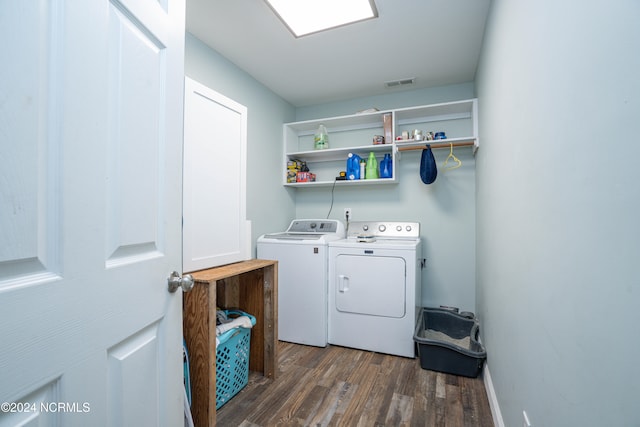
[{"xmin": 265, "ymin": 0, "xmax": 378, "ymax": 38}]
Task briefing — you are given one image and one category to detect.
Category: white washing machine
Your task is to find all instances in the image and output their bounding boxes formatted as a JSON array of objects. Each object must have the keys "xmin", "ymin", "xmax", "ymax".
[
  {"xmin": 328, "ymin": 221, "xmax": 422, "ymax": 358},
  {"xmin": 257, "ymin": 219, "xmax": 345, "ymax": 347}
]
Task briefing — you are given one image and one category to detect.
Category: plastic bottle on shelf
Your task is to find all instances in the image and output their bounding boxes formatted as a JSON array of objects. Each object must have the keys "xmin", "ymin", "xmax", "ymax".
[
  {"xmin": 365, "ymin": 152, "xmax": 379, "ymax": 179},
  {"xmin": 314, "ymin": 124, "xmax": 329, "ymax": 150},
  {"xmin": 346, "ymin": 153, "xmax": 361, "ymax": 180},
  {"xmin": 359, "ymin": 160, "xmax": 366, "ymax": 180},
  {"xmin": 380, "ymin": 153, "xmax": 393, "ymax": 178}
]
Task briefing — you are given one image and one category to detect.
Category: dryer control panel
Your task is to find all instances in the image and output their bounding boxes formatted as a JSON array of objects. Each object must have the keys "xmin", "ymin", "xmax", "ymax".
[{"xmin": 347, "ymin": 221, "xmax": 420, "ymax": 239}]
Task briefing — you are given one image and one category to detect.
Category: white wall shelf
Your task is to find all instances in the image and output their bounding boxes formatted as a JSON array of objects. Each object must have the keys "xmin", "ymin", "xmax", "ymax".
[
  {"xmin": 284, "ymin": 177, "xmax": 397, "ymax": 188},
  {"xmin": 283, "ymin": 99, "xmax": 478, "ymax": 187},
  {"xmin": 287, "ymin": 143, "xmax": 392, "ymax": 162}
]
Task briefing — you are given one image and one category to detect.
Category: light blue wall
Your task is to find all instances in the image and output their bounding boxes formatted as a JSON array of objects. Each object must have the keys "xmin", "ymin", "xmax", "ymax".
[
  {"xmin": 475, "ymin": 1, "xmax": 640, "ymax": 426},
  {"xmin": 184, "ymin": 35, "xmax": 478, "ymax": 311},
  {"xmin": 294, "ymin": 84, "xmax": 478, "ymax": 311},
  {"xmin": 184, "ymin": 34, "xmax": 296, "ymax": 254}
]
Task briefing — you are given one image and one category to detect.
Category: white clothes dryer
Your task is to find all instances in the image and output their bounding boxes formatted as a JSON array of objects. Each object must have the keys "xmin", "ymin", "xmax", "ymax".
[
  {"xmin": 328, "ymin": 221, "xmax": 422, "ymax": 358},
  {"xmin": 257, "ymin": 219, "xmax": 345, "ymax": 347}
]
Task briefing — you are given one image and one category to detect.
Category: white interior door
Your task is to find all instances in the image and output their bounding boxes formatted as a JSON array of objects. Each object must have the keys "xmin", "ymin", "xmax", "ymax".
[
  {"xmin": 183, "ymin": 77, "xmax": 250, "ymax": 272},
  {"xmin": 0, "ymin": 0, "xmax": 186, "ymax": 426}
]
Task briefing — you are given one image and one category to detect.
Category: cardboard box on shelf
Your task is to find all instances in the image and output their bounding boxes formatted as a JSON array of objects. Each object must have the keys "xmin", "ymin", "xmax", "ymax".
[{"xmin": 295, "ymin": 172, "xmax": 316, "ymax": 182}]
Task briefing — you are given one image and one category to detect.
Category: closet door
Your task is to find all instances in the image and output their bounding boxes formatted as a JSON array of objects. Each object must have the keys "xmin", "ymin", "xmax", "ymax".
[{"xmin": 183, "ymin": 77, "xmax": 250, "ymax": 272}]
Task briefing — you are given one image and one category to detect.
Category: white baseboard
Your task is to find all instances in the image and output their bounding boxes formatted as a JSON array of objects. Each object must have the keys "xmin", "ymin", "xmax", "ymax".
[{"xmin": 482, "ymin": 362, "xmax": 505, "ymax": 427}]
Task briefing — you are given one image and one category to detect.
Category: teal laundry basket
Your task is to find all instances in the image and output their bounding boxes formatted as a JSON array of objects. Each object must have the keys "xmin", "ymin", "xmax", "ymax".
[
  {"xmin": 215, "ymin": 310, "xmax": 256, "ymax": 409},
  {"xmin": 183, "ymin": 339, "xmax": 191, "ymax": 406}
]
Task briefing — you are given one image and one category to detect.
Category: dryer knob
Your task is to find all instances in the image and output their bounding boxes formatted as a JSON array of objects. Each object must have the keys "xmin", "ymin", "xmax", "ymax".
[
  {"xmin": 406, "ymin": 225, "xmax": 412, "ymax": 232},
  {"xmin": 362, "ymin": 225, "xmax": 369, "ymax": 231},
  {"xmin": 378, "ymin": 224, "xmax": 386, "ymax": 232},
  {"xmin": 396, "ymin": 225, "xmax": 402, "ymax": 232}
]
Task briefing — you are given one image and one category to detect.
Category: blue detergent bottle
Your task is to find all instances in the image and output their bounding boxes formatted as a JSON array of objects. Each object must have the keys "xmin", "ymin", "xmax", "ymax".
[
  {"xmin": 347, "ymin": 153, "xmax": 362, "ymax": 180},
  {"xmin": 380, "ymin": 153, "xmax": 393, "ymax": 178}
]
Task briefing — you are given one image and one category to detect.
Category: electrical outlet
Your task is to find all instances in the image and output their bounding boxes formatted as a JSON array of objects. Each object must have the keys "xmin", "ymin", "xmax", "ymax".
[
  {"xmin": 523, "ymin": 410, "xmax": 532, "ymax": 427},
  {"xmin": 344, "ymin": 208, "xmax": 352, "ymax": 220}
]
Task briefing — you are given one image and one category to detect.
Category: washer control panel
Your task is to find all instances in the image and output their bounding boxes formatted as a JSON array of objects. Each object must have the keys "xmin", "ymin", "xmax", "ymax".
[
  {"xmin": 347, "ymin": 221, "xmax": 420, "ymax": 239},
  {"xmin": 287, "ymin": 219, "xmax": 345, "ymax": 234}
]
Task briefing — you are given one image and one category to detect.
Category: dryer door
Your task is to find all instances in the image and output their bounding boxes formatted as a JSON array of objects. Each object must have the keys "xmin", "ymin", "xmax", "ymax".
[{"xmin": 334, "ymin": 254, "xmax": 406, "ymax": 318}]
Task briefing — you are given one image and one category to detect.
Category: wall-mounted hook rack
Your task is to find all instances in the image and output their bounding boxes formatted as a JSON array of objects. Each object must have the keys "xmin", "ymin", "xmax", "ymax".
[
  {"xmin": 396, "ymin": 140, "xmax": 476, "ymax": 152},
  {"xmin": 394, "ymin": 139, "xmax": 477, "ymax": 160}
]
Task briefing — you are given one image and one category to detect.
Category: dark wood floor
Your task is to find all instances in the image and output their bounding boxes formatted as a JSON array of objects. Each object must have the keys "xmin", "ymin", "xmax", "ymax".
[{"xmin": 216, "ymin": 341, "xmax": 494, "ymax": 427}]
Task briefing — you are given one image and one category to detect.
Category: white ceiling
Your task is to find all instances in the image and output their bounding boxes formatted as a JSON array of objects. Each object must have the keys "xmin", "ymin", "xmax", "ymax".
[{"xmin": 186, "ymin": 0, "xmax": 491, "ymax": 107}]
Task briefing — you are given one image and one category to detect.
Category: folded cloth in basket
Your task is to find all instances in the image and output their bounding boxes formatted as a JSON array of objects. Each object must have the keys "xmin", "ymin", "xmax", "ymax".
[
  {"xmin": 216, "ymin": 310, "xmax": 232, "ymax": 325},
  {"xmin": 216, "ymin": 316, "xmax": 253, "ymax": 336}
]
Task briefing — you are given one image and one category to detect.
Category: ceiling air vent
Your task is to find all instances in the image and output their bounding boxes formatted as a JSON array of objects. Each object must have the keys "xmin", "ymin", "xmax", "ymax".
[{"xmin": 385, "ymin": 78, "xmax": 415, "ymax": 88}]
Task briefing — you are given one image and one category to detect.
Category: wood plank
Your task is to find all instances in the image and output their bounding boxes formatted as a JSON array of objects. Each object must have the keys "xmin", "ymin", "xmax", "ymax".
[
  {"xmin": 238, "ymin": 268, "xmax": 264, "ymax": 372},
  {"xmin": 215, "ymin": 342, "xmax": 495, "ymax": 427},
  {"xmin": 183, "ymin": 281, "xmax": 216, "ymax": 427},
  {"xmin": 244, "ymin": 364, "xmax": 311, "ymax": 425},
  {"xmin": 435, "ymin": 372, "xmax": 447, "ymax": 399},
  {"xmin": 395, "ymin": 356, "xmax": 419, "ymax": 396},
  {"xmin": 190, "ymin": 259, "xmax": 276, "ymax": 282},
  {"xmin": 264, "ymin": 345, "xmax": 344, "ymax": 425},
  {"xmin": 277, "ymin": 341, "xmax": 315, "ymax": 374},
  {"xmin": 326, "ymin": 381, "xmax": 358, "ymax": 427},
  {"xmin": 410, "ymin": 360, "xmax": 431, "ymax": 426},
  {"xmin": 385, "ymin": 392, "xmax": 414, "ymax": 427},
  {"xmin": 303, "ymin": 381, "xmax": 351, "ymax": 426},
  {"xmin": 339, "ymin": 358, "xmax": 379, "ymax": 426},
  {"xmin": 446, "ymin": 382, "xmax": 464, "ymax": 427},
  {"xmin": 216, "ymin": 275, "xmax": 239, "ymax": 308},
  {"xmin": 357, "ymin": 358, "xmax": 396, "ymax": 426},
  {"xmin": 314, "ymin": 346, "xmax": 354, "ymax": 388},
  {"xmin": 462, "ymin": 370, "xmax": 495, "ymax": 427},
  {"xmin": 369, "ymin": 355, "xmax": 404, "ymax": 424},
  {"xmin": 291, "ymin": 384, "xmax": 328, "ymax": 424},
  {"xmin": 434, "ymin": 373, "xmax": 447, "ymax": 427},
  {"xmin": 211, "ymin": 373, "xmax": 272, "ymax": 426},
  {"xmin": 262, "ymin": 262, "xmax": 277, "ymax": 378}
]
